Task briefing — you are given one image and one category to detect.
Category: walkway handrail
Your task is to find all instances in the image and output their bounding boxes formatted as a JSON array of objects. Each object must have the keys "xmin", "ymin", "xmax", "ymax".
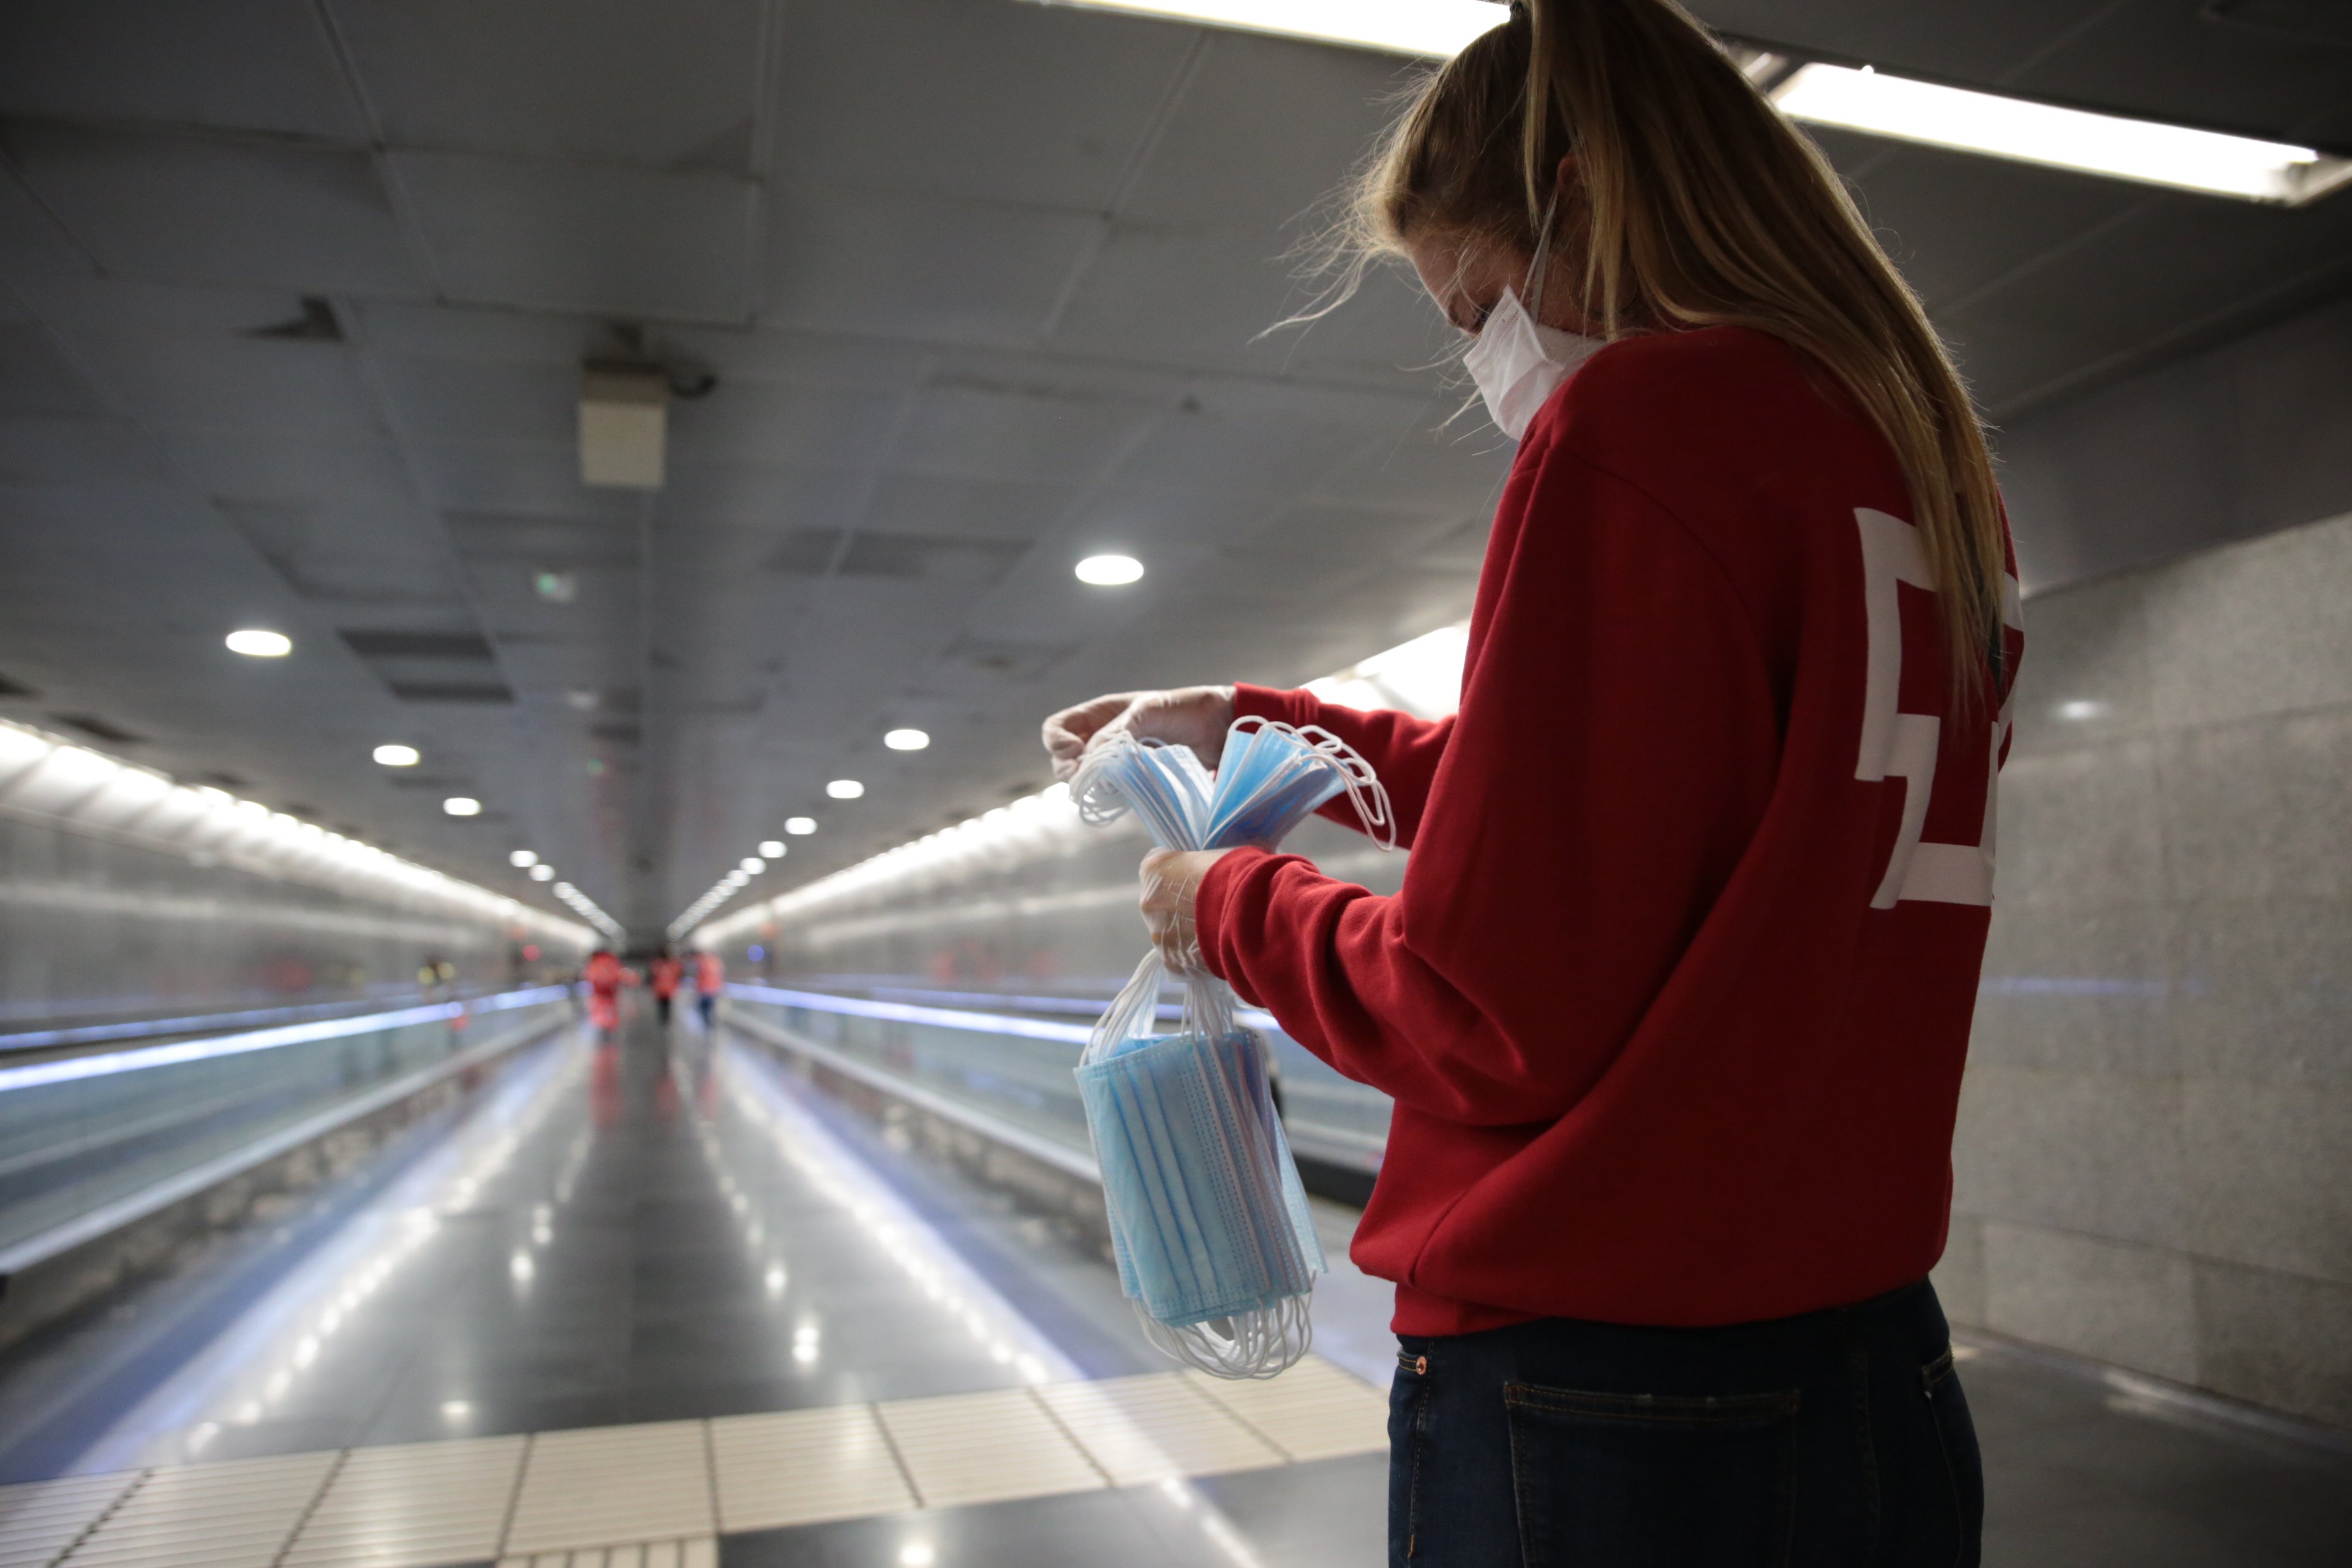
[{"xmin": 0, "ymin": 984, "xmax": 574, "ymax": 1094}]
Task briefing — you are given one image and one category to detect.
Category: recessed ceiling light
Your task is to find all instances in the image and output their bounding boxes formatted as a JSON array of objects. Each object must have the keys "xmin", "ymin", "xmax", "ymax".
[
  {"xmin": 1772, "ymin": 62, "xmax": 2351, "ymax": 205},
  {"xmin": 373, "ymin": 744, "xmax": 420, "ymax": 767},
  {"xmin": 529, "ymin": 864, "xmax": 554, "ymax": 881},
  {"xmin": 826, "ymin": 780, "xmax": 864, "ymax": 799},
  {"xmin": 1074, "ymin": 554, "xmax": 1144, "ymax": 586},
  {"xmin": 442, "ymin": 797, "xmax": 481, "ymax": 816},
  {"xmin": 1021, "ymin": 0, "xmax": 1506, "ymax": 57},
  {"xmin": 884, "ymin": 728, "xmax": 930, "ymax": 752},
  {"xmin": 226, "ymin": 629, "xmax": 292, "ymax": 657},
  {"xmin": 759, "ymin": 840, "xmax": 785, "ymax": 858},
  {"xmin": 741, "ymin": 856, "xmax": 766, "ymax": 873},
  {"xmin": 785, "ymin": 816, "xmax": 817, "ymax": 834},
  {"xmin": 508, "ymin": 849, "xmax": 538, "ymax": 867}
]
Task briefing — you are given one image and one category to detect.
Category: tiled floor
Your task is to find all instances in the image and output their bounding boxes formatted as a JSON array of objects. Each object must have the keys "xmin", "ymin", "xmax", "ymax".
[
  {"xmin": 0, "ymin": 1007, "xmax": 2345, "ymax": 1567},
  {"xmin": 0, "ymin": 1358, "xmax": 1387, "ymax": 1567}
]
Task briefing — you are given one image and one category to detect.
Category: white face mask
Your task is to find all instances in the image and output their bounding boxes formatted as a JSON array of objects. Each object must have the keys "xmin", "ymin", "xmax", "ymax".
[{"xmin": 1462, "ymin": 285, "xmax": 1608, "ymax": 441}]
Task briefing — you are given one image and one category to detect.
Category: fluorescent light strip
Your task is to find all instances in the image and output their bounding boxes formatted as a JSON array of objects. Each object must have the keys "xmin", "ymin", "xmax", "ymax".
[
  {"xmin": 0, "ymin": 992, "xmax": 488, "ymax": 1054},
  {"xmin": 1030, "ymin": 0, "xmax": 1506, "ymax": 56},
  {"xmin": 1032, "ymin": 2, "xmax": 2347, "ymax": 205},
  {"xmin": 727, "ymin": 982, "xmax": 1095, "ymax": 1046},
  {"xmin": 1773, "ymin": 63, "xmax": 2348, "ymax": 205},
  {"xmin": 0, "ymin": 985, "xmax": 571, "ymax": 1095}
]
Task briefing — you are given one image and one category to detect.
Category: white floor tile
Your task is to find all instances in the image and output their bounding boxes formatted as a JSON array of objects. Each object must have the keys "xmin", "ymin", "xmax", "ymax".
[
  {"xmin": 282, "ymin": 1435, "xmax": 526, "ymax": 1567},
  {"xmin": 709, "ymin": 1404, "xmax": 914, "ymax": 1531},
  {"xmin": 502, "ymin": 1424, "xmax": 714, "ymax": 1556},
  {"xmin": 60, "ymin": 1451, "xmax": 337, "ymax": 1568},
  {"xmin": 1185, "ymin": 1355, "xmax": 1389, "ymax": 1462},
  {"xmin": 875, "ymin": 1389, "xmax": 1106, "ymax": 1509},
  {"xmin": 0, "ymin": 1472, "xmax": 140, "ymax": 1568},
  {"xmin": 1038, "ymin": 1374, "xmax": 1287, "ymax": 1485}
]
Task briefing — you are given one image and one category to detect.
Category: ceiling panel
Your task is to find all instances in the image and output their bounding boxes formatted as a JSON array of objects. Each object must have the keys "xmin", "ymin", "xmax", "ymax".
[
  {"xmin": 0, "ymin": 320, "xmax": 108, "ymax": 417},
  {"xmin": 762, "ymin": 186, "xmax": 1101, "ymax": 344},
  {"xmin": 665, "ymin": 381, "xmax": 905, "ymax": 468},
  {"xmin": 889, "ymin": 385, "xmax": 1154, "ymax": 483},
  {"xmin": 0, "ymin": 168, "xmax": 96, "ymax": 277},
  {"xmin": 1109, "ymin": 408, "xmax": 1366, "ymax": 494},
  {"xmin": 334, "ymin": 0, "xmax": 765, "ymax": 169},
  {"xmin": 159, "ymin": 431, "xmax": 421, "ymax": 508},
  {"xmin": 770, "ymin": 0, "xmax": 1194, "ymax": 210},
  {"xmin": 70, "ymin": 336, "xmax": 389, "ymax": 437},
  {"xmin": 6, "ymin": 122, "xmax": 425, "ymax": 296},
  {"xmin": 1118, "ymin": 30, "xmax": 1403, "ymax": 232},
  {"xmin": 859, "ymin": 472, "xmax": 1080, "ymax": 541},
  {"xmin": 372, "ymin": 354, "xmax": 578, "ymax": 443},
  {"xmin": 0, "ymin": 0, "xmax": 366, "ymax": 141},
  {"xmin": 657, "ymin": 457, "xmax": 871, "ymax": 532},
  {"xmin": 1048, "ymin": 222, "xmax": 1306, "ymax": 371},
  {"xmin": 403, "ymin": 436, "xmax": 642, "ymax": 519},
  {"xmin": 393, "ymin": 151, "xmax": 756, "ymax": 320},
  {"xmin": 0, "ymin": 417, "xmax": 156, "ymax": 485}
]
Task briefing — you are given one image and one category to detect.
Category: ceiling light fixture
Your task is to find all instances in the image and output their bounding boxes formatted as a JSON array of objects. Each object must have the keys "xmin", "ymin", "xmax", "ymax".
[
  {"xmin": 1026, "ymin": 0, "xmax": 1506, "ymax": 56},
  {"xmin": 826, "ymin": 780, "xmax": 864, "ymax": 800},
  {"xmin": 785, "ymin": 817, "xmax": 816, "ymax": 835},
  {"xmin": 373, "ymin": 744, "xmax": 421, "ymax": 767},
  {"xmin": 1771, "ymin": 62, "xmax": 2352, "ymax": 205},
  {"xmin": 529, "ymin": 864, "xmax": 555, "ymax": 881},
  {"xmin": 509, "ymin": 849, "xmax": 538, "ymax": 867},
  {"xmin": 759, "ymin": 840, "xmax": 785, "ymax": 858},
  {"xmin": 442, "ymin": 797, "xmax": 482, "ymax": 817},
  {"xmin": 1074, "ymin": 554, "xmax": 1144, "ymax": 586},
  {"xmin": 741, "ymin": 857, "xmax": 766, "ymax": 873},
  {"xmin": 884, "ymin": 728, "xmax": 930, "ymax": 752},
  {"xmin": 225, "ymin": 629, "xmax": 292, "ymax": 658}
]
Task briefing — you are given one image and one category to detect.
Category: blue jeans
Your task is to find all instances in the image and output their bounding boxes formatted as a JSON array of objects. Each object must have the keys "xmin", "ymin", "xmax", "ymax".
[{"xmin": 1388, "ymin": 1278, "xmax": 1980, "ymax": 1567}]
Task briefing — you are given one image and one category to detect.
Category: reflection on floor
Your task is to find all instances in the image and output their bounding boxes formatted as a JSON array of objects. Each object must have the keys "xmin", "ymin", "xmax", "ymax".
[{"xmin": 0, "ymin": 1005, "xmax": 2343, "ymax": 1567}]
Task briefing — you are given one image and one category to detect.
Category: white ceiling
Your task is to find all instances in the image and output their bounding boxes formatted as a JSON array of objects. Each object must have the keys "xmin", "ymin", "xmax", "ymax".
[{"xmin": 0, "ymin": 0, "xmax": 2345, "ymax": 938}]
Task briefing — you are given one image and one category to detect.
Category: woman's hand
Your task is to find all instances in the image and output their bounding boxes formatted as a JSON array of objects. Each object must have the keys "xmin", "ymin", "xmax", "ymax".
[
  {"xmin": 1140, "ymin": 846, "xmax": 1233, "ymax": 970},
  {"xmin": 1041, "ymin": 685, "xmax": 1237, "ymax": 782}
]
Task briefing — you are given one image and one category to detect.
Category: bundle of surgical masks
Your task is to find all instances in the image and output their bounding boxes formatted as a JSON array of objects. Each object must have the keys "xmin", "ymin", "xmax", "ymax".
[{"xmin": 1071, "ymin": 719, "xmax": 1391, "ymax": 1378}]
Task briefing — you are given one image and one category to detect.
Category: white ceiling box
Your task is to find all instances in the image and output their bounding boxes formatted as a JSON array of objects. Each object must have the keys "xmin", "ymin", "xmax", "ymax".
[
  {"xmin": 404, "ymin": 436, "xmax": 644, "ymax": 519},
  {"xmin": 372, "ymin": 354, "xmax": 579, "ymax": 445},
  {"xmin": 763, "ymin": 186, "xmax": 1101, "ymax": 345},
  {"xmin": 859, "ymin": 472, "xmax": 1080, "ymax": 541},
  {"xmin": 665, "ymin": 381, "xmax": 905, "ymax": 469},
  {"xmin": 335, "ymin": 0, "xmax": 764, "ymax": 170},
  {"xmin": 0, "ymin": 0, "xmax": 366, "ymax": 141},
  {"xmin": 6, "ymin": 122, "xmax": 425, "ymax": 296},
  {"xmin": 393, "ymin": 151, "xmax": 757, "ymax": 321},
  {"xmin": 890, "ymin": 385, "xmax": 1154, "ymax": 484},
  {"xmin": 1049, "ymin": 221, "xmax": 1307, "ymax": 372},
  {"xmin": 159, "ymin": 431, "xmax": 421, "ymax": 509},
  {"xmin": 771, "ymin": 0, "xmax": 1193, "ymax": 210},
  {"xmin": 1117, "ymin": 28, "xmax": 1402, "ymax": 233}
]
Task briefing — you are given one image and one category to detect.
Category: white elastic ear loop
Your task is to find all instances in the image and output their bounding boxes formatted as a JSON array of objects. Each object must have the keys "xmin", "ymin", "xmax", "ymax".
[{"xmin": 1223, "ymin": 716, "xmax": 1396, "ymax": 850}]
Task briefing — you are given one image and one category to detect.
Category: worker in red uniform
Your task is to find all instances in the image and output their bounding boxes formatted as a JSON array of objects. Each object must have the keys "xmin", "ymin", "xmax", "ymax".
[
  {"xmin": 1044, "ymin": 2, "xmax": 2020, "ymax": 1561},
  {"xmin": 692, "ymin": 949, "xmax": 724, "ymax": 1032},
  {"xmin": 650, "ymin": 949, "xmax": 684, "ymax": 1026},
  {"xmin": 581, "ymin": 947, "xmax": 623, "ymax": 1038}
]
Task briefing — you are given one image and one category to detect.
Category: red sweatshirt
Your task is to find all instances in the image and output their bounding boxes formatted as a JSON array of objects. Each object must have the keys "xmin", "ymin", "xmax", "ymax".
[{"xmin": 1195, "ymin": 327, "xmax": 2023, "ymax": 1336}]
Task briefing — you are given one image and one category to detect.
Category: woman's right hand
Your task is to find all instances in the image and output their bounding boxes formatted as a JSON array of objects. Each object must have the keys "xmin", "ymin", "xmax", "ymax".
[{"xmin": 1041, "ymin": 685, "xmax": 1236, "ymax": 782}]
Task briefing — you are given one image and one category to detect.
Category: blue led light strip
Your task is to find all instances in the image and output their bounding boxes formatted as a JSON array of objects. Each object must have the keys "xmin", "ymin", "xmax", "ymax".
[
  {"xmin": 0, "ymin": 985, "xmax": 573, "ymax": 1095},
  {"xmin": 0, "ymin": 991, "xmax": 507, "ymax": 1054}
]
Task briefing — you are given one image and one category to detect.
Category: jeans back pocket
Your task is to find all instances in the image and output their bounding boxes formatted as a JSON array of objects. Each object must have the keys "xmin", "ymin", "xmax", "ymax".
[{"xmin": 1504, "ymin": 1382, "xmax": 1801, "ymax": 1568}]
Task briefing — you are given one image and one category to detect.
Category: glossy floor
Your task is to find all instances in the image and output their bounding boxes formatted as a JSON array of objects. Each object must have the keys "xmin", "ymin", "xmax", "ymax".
[{"xmin": 0, "ymin": 1007, "xmax": 2343, "ymax": 1566}]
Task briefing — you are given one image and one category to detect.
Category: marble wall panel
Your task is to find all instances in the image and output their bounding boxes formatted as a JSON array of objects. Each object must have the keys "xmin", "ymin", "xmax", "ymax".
[
  {"xmin": 1952, "ymin": 1065, "xmax": 2185, "ymax": 1252},
  {"xmin": 1981, "ymin": 1221, "xmax": 2199, "ymax": 1384},
  {"xmin": 2191, "ymin": 1259, "xmax": 2352, "ymax": 1428}
]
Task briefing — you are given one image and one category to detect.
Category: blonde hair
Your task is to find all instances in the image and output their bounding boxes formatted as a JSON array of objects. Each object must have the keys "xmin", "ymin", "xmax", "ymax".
[{"xmin": 1348, "ymin": 0, "xmax": 2007, "ymax": 699}]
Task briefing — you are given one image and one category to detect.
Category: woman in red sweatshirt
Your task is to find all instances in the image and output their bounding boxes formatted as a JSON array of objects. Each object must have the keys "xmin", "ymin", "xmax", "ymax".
[{"xmin": 1044, "ymin": 1, "xmax": 2021, "ymax": 1562}]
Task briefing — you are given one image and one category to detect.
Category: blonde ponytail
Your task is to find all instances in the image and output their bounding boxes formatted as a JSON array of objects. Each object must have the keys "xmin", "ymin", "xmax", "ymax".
[{"xmin": 1351, "ymin": 0, "xmax": 2008, "ymax": 700}]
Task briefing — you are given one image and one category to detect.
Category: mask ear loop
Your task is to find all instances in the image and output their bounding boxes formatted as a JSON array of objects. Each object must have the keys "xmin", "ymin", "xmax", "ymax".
[{"xmin": 1521, "ymin": 191, "xmax": 1561, "ymax": 326}]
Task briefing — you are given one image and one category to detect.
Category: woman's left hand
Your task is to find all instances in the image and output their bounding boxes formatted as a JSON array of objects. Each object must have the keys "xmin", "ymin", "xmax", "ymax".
[{"xmin": 1140, "ymin": 847, "xmax": 1233, "ymax": 970}]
